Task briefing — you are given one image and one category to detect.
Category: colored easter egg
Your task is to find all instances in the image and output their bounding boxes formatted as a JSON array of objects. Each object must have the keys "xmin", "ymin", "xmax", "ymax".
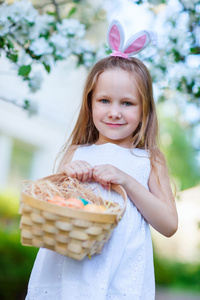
[
  {"xmin": 48, "ymin": 196, "xmax": 66, "ymax": 206},
  {"xmin": 79, "ymin": 197, "xmax": 90, "ymax": 205},
  {"xmin": 52, "ymin": 195, "xmax": 66, "ymax": 202},
  {"xmin": 83, "ymin": 204, "xmax": 106, "ymax": 213},
  {"xmin": 96, "ymin": 205, "xmax": 106, "ymax": 213},
  {"xmin": 65, "ymin": 198, "xmax": 84, "ymax": 209},
  {"xmin": 48, "ymin": 199, "xmax": 61, "ymax": 205},
  {"xmin": 53, "ymin": 195, "xmax": 69, "ymax": 206}
]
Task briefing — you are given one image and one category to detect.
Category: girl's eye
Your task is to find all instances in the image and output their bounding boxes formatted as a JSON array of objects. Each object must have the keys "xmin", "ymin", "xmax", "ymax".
[
  {"xmin": 100, "ymin": 99, "xmax": 109, "ymax": 104},
  {"xmin": 122, "ymin": 101, "xmax": 133, "ymax": 106}
]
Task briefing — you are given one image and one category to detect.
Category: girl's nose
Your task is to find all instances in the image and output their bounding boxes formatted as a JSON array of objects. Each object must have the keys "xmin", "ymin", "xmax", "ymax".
[{"xmin": 108, "ymin": 106, "xmax": 122, "ymax": 119}]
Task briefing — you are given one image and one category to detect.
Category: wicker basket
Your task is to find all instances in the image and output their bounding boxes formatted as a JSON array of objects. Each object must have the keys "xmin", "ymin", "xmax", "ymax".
[{"xmin": 19, "ymin": 174, "xmax": 127, "ymax": 260}]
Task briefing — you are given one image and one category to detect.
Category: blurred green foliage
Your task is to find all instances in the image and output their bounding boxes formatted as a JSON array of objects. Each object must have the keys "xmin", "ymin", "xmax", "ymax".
[
  {"xmin": 0, "ymin": 190, "xmax": 19, "ymax": 218},
  {"xmin": 0, "ymin": 191, "xmax": 38, "ymax": 300},
  {"xmin": 159, "ymin": 110, "xmax": 200, "ymax": 191},
  {"xmin": 9, "ymin": 140, "xmax": 34, "ymax": 183},
  {"xmin": 154, "ymin": 254, "xmax": 200, "ymax": 292}
]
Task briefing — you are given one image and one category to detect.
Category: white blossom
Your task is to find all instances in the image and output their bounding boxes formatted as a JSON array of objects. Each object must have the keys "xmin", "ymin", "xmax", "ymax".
[
  {"xmin": 150, "ymin": 66, "xmax": 165, "ymax": 84},
  {"xmin": 27, "ymin": 24, "xmax": 41, "ymax": 41},
  {"xmin": 168, "ymin": 27, "xmax": 192, "ymax": 56},
  {"xmin": 0, "ymin": 3, "xmax": 10, "ymax": 20},
  {"xmin": 95, "ymin": 47, "xmax": 107, "ymax": 61},
  {"xmin": 0, "ymin": 1, "xmax": 95, "ymax": 94},
  {"xmin": 40, "ymin": 55, "xmax": 55, "ymax": 69},
  {"xmin": 192, "ymin": 80, "xmax": 200, "ymax": 94},
  {"xmin": 184, "ymin": 103, "xmax": 200, "ymax": 124},
  {"xmin": 0, "ymin": 21, "xmax": 10, "ymax": 36},
  {"xmin": 50, "ymin": 33, "xmax": 71, "ymax": 58},
  {"xmin": 0, "ymin": 4, "xmax": 12, "ymax": 36},
  {"xmin": 37, "ymin": 14, "xmax": 55, "ymax": 33},
  {"xmin": 181, "ymin": 0, "xmax": 199, "ymax": 10},
  {"xmin": 176, "ymin": 11, "xmax": 189, "ymax": 30},
  {"xmin": 72, "ymin": 39, "xmax": 94, "ymax": 54},
  {"xmin": 18, "ymin": 49, "xmax": 32, "ymax": 66},
  {"xmin": 57, "ymin": 18, "xmax": 86, "ymax": 38},
  {"xmin": 11, "ymin": 21, "xmax": 32, "ymax": 44},
  {"xmin": 195, "ymin": 4, "xmax": 200, "ymax": 13},
  {"xmin": 28, "ymin": 71, "xmax": 43, "ymax": 93},
  {"xmin": 83, "ymin": 52, "xmax": 94, "ymax": 67},
  {"xmin": 28, "ymin": 15, "xmax": 55, "ymax": 40},
  {"xmin": 167, "ymin": 63, "xmax": 193, "ymax": 88},
  {"xmin": 166, "ymin": 0, "xmax": 183, "ymax": 19},
  {"xmin": 29, "ymin": 37, "xmax": 53, "ymax": 56},
  {"xmin": 7, "ymin": 0, "xmax": 38, "ymax": 23}
]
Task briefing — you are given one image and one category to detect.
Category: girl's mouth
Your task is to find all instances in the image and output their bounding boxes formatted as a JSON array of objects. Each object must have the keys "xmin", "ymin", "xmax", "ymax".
[{"xmin": 105, "ymin": 123, "xmax": 125, "ymax": 128}]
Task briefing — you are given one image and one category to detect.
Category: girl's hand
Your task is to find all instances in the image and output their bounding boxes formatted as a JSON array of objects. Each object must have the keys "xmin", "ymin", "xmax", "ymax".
[
  {"xmin": 93, "ymin": 164, "xmax": 128, "ymax": 189},
  {"xmin": 61, "ymin": 160, "xmax": 93, "ymax": 182}
]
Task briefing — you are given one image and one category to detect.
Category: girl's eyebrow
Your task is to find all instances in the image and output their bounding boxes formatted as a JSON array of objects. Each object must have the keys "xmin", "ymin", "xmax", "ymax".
[
  {"xmin": 122, "ymin": 96, "xmax": 137, "ymax": 101},
  {"xmin": 93, "ymin": 94, "xmax": 137, "ymax": 101},
  {"xmin": 93, "ymin": 93, "xmax": 110, "ymax": 99}
]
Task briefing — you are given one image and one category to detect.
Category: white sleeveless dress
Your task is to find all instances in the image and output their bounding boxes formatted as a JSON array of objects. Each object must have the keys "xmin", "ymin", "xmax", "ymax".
[{"xmin": 25, "ymin": 143, "xmax": 155, "ymax": 300}]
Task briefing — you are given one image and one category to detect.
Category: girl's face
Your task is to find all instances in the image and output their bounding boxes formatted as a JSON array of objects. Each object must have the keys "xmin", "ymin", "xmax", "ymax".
[{"xmin": 92, "ymin": 68, "xmax": 142, "ymax": 148}]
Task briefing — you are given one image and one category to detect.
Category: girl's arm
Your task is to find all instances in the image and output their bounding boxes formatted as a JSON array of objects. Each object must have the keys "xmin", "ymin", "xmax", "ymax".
[
  {"xmin": 57, "ymin": 146, "xmax": 93, "ymax": 182},
  {"xmin": 147, "ymin": 159, "xmax": 178, "ymax": 237},
  {"xmin": 93, "ymin": 161, "xmax": 178, "ymax": 237}
]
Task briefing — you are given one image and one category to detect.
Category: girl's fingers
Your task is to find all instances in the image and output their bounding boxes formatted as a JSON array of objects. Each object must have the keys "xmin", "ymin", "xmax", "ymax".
[
  {"xmin": 93, "ymin": 165, "xmax": 112, "ymax": 185},
  {"xmin": 63, "ymin": 165, "xmax": 76, "ymax": 178},
  {"xmin": 93, "ymin": 164, "xmax": 125, "ymax": 186},
  {"xmin": 82, "ymin": 168, "xmax": 93, "ymax": 182},
  {"xmin": 63, "ymin": 160, "xmax": 93, "ymax": 182},
  {"xmin": 101, "ymin": 184, "xmax": 110, "ymax": 190},
  {"xmin": 78, "ymin": 161, "xmax": 93, "ymax": 181}
]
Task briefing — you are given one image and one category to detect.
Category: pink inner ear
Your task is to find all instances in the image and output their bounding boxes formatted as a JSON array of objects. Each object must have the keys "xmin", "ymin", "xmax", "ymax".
[
  {"xmin": 109, "ymin": 25, "xmax": 121, "ymax": 51},
  {"xmin": 124, "ymin": 35, "xmax": 146, "ymax": 53}
]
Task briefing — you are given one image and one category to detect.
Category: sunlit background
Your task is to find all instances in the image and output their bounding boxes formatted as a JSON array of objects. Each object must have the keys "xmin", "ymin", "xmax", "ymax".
[{"xmin": 0, "ymin": 0, "xmax": 200, "ymax": 299}]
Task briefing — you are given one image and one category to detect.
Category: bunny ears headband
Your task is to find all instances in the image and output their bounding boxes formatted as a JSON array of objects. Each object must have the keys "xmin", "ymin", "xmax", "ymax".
[{"xmin": 107, "ymin": 20, "xmax": 157, "ymax": 59}]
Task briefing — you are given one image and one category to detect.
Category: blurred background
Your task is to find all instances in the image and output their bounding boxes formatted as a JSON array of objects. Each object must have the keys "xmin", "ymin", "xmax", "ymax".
[{"xmin": 0, "ymin": 0, "xmax": 200, "ymax": 299}]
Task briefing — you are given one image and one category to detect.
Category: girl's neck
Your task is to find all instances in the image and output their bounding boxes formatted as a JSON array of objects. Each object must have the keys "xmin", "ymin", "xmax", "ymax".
[{"xmin": 95, "ymin": 138, "xmax": 132, "ymax": 149}]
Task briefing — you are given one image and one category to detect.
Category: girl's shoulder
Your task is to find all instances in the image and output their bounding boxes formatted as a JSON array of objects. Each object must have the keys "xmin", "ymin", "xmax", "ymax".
[{"xmin": 131, "ymin": 147, "xmax": 150, "ymax": 157}]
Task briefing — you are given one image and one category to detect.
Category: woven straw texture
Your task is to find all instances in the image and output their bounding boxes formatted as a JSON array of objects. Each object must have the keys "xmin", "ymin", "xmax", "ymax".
[{"xmin": 19, "ymin": 175, "xmax": 127, "ymax": 260}]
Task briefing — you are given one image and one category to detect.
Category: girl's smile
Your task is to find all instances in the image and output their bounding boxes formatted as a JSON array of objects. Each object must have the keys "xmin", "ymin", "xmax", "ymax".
[
  {"xmin": 92, "ymin": 68, "xmax": 142, "ymax": 147},
  {"xmin": 105, "ymin": 123, "xmax": 125, "ymax": 128}
]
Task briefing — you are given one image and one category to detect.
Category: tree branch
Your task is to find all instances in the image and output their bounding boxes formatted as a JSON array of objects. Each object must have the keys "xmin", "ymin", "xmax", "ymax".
[
  {"xmin": 0, "ymin": 96, "xmax": 25, "ymax": 109},
  {"xmin": 33, "ymin": 1, "xmax": 52, "ymax": 10},
  {"xmin": 52, "ymin": 0, "xmax": 61, "ymax": 22},
  {"xmin": 33, "ymin": 0, "xmax": 70, "ymax": 10},
  {"xmin": 0, "ymin": 96, "xmax": 37, "ymax": 115}
]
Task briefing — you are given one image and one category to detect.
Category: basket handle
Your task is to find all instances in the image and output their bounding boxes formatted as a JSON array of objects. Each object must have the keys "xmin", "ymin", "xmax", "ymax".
[
  {"xmin": 39, "ymin": 173, "xmax": 68, "ymax": 183},
  {"xmin": 111, "ymin": 184, "xmax": 127, "ymax": 224}
]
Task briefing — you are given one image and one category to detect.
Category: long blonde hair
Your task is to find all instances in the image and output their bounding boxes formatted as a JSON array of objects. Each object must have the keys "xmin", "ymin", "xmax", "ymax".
[{"xmin": 58, "ymin": 56, "xmax": 164, "ymax": 171}]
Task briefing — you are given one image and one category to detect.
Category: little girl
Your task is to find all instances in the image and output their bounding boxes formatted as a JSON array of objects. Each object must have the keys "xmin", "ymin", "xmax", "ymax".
[{"xmin": 25, "ymin": 20, "xmax": 178, "ymax": 300}]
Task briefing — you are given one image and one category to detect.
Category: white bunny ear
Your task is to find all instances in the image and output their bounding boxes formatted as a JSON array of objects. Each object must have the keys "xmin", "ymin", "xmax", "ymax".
[
  {"xmin": 123, "ymin": 30, "xmax": 157, "ymax": 56},
  {"xmin": 107, "ymin": 20, "xmax": 125, "ymax": 52}
]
